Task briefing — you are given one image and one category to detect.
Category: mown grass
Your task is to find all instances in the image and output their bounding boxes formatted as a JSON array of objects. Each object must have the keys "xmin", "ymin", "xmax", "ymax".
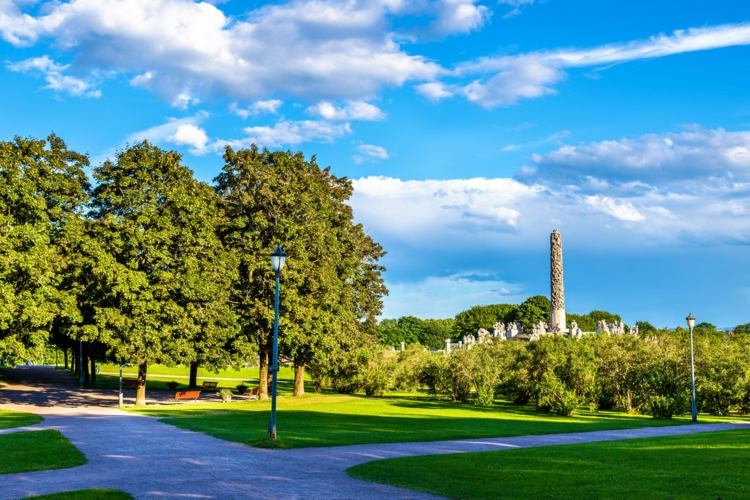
[
  {"xmin": 28, "ymin": 490, "xmax": 132, "ymax": 500},
  {"xmin": 0, "ymin": 408, "xmax": 43, "ymax": 429},
  {"xmin": 0, "ymin": 430, "xmax": 86, "ymax": 474},
  {"xmin": 132, "ymin": 393, "xmax": 742, "ymax": 449},
  {"xmin": 347, "ymin": 428, "xmax": 750, "ymax": 499}
]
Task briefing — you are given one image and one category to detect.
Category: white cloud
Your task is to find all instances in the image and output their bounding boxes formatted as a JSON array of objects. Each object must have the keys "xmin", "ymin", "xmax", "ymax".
[
  {"xmin": 530, "ymin": 127, "xmax": 750, "ymax": 187},
  {"xmin": 454, "ymin": 22, "xmax": 750, "ymax": 107},
  {"xmin": 498, "ymin": 0, "xmax": 535, "ymax": 18},
  {"xmin": 432, "ymin": 0, "xmax": 490, "ymax": 36},
  {"xmin": 216, "ymin": 120, "xmax": 352, "ymax": 149},
  {"xmin": 168, "ymin": 123, "xmax": 209, "ymax": 155},
  {"xmin": 415, "ymin": 81, "xmax": 454, "ymax": 101},
  {"xmin": 126, "ymin": 111, "xmax": 209, "ymax": 153},
  {"xmin": 229, "ymin": 100, "xmax": 283, "ymax": 119},
  {"xmin": 306, "ymin": 100, "xmax": 385, "ymax": 121},
  {"xmin": 354, "ymin": 144, "xmax": 389, "ymax": 164},
  {"xmin": 6, "ymin": 55, "xmax": 100, "ymax": 98},
  {"xmin": 584, "ymin": 195, "xmax": 645, "ymax": 222},
  {"xmin": 1, "ymin": 0, "xmax": 442, "ymax": 106}
]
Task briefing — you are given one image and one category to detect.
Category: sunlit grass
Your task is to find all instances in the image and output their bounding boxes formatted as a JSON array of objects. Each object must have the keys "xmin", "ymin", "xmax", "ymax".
[
  {"xmin": 347, "ymin": 428, "xmax": 750, "ymax": 499},
  {"xmin": 132, "ymin": 393, "xmax": 745, "ymax": 448},
  {"xmin": 0, "ymin": 409, "xmax": 43, "ymax": 429},
  {"xmin": 0, "ymin": 430, "xmax": 86, "ymax": 474}
]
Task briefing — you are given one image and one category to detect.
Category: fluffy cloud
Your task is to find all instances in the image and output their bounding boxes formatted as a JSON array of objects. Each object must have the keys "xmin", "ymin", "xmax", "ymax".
[
  {"xmin": 529, "ymin": 127, "xmax": 750, "ymax": 188},
  {"xmin": 216, "ymin": 120, "xmax": 352, "ymax": 149},
  {"xmin": 125, "ymin": 112, "xmax": 209, "ymax": 154},
  {"xmin": 431, "ymin": 0, "xmax": 490, "ymax": 36},
  {"xmin": 306, "ymin": 100, "xmax": 385, "ymax": 121},
  {"xmin": 168, "ymin": 123, "xmax": 209, "ymax": 155},
  {"xmin": 454, "ymin": 22, "xmax": 750, "ymax": 107},
  {"xmin": 229, "ymin": 100, "xmax": 283, "ymax": 119},
  {"xmin": 0, "ymin": 0, "xmax": 442, "ymax": 104},
  {"xmin": 6, "ymin": 55, "xmax": 100, "ymax": 97},
  {"xmin": 415, "ymin": 81, "xmax": 454, "ymax": 101},
  {"xmin": 353, "ymin": 144, "xmax": 389, "ymax": 164}
]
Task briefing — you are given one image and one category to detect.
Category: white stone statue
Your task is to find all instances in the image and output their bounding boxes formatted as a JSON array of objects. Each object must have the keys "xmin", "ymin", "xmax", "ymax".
[
  {"xmin": 506, "ymin": 322, "xmax": 520, "ymax": 339},
  {"xmin": 596, "ymin": 320, "xmax": 610, "ymax": 335},
  {"xmin": 492, "ymin": 322, "xmax": 504, "ymax": 338},
  {"xmin": 569, "ymin": 320, "xmax": 582, "ymax": 338},
  {"xmin": 629, "ymin": 324, "xmax": 639, "ymax": 336},
  {"xmin": 477, "ymin": 328, "xmax": 492, "ymax": 343}
]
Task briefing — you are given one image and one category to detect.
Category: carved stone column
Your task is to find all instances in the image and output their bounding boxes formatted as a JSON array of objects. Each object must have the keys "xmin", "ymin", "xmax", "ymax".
[{"xmin": 550, "ymin": 229, "xmax": 566, "ymax": 332}]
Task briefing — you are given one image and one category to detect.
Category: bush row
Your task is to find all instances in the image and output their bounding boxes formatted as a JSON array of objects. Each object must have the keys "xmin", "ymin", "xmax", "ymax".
[{"xmin": 323, "ymin": 331, "xmax": 750, "ymax": 418}]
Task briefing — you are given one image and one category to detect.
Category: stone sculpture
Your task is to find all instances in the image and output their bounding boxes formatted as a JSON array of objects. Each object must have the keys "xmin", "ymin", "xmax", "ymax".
[{"xmin": 550, "ymin": 229, "xmax": 567, "ymax": 332}]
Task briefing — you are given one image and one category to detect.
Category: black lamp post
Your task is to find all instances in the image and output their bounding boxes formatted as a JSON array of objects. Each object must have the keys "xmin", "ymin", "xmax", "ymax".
[
  {"xmin": 268, "ymin": 245, "xmax": 287, "ymax": 440},
  {"xmin": 686, "ymin": 312, "xmax": 697, "ymax": 423}
]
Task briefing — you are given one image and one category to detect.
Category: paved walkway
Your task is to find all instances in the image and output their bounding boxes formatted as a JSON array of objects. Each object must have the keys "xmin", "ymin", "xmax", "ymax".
[{"xmin": 1, "ymin": 367, "xmax": 748, "ymax": 499}]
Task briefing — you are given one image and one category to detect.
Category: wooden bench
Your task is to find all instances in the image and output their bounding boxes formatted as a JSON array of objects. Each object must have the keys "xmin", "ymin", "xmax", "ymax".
[
  {"xmin": 174, "ymin": 390, "xmax": 201, "ymax": 401},
  {"xmin": 201, "ymin": 381, "xmax": 219, "ymax": 392}
]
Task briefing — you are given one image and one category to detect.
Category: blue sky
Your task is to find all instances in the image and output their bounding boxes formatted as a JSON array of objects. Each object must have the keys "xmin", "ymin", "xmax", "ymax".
[{"xmin": 2, "ymin": 0, "xmax": 750, "ymax": 327}]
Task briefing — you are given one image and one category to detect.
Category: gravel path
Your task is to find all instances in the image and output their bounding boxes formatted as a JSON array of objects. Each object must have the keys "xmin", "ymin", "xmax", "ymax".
[{"xmin": 1, "ymin": 366, "xmax": 747, "ymax": 499}]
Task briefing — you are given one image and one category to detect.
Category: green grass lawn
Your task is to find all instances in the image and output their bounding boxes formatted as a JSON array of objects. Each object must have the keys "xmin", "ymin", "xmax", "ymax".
[
  {"xmin": 28, "ymin": 490, "xmax": 132, "ymax": 500},
  {"xmin": 347, "ymin": 428, "xmax": 750, "ymax": 499},
  {"xmin": 0, "ymin": 408, "xmax": 43, "ymax": 429},
  {"xmin": 133, "ymin": 393, "xmax": 739, "ymax": 449},
  {"xmin": 0, "ymin": 430, "xmax": 87, "ymax": 474}
]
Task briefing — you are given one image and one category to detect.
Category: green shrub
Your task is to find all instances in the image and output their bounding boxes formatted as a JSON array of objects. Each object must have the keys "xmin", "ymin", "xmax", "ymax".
[
  {"xmin": 218, "ymin": 388, "xmax": 233, "ymax": 402},
  {"xmin": 536, "ymin": 372, "xmax": 579, "ymax": 416},
  {"xmin": 646, "ymin": 395, "xmax": 684, "ymax": 419},
  {"xmin": 166, "ymin": 381, "xmax": 179, "ymax": 391}
]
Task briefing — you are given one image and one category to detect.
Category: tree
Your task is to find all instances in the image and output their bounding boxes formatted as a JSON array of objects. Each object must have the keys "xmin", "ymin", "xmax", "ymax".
[
  {"xmin": 453, "ymin": 304, "xmax": 517, "ymax": 338},
  {"xmin": 0, "ymin": 135, "xmax": 89, "ymax": 364},
  {"xmin": 734, "ymin": 323, "xmax": 750, "ymax": 334},
  {"xmin": 420, "ymin": 319, "xmax": 454, "ymax": 350},
  {"xmin": 90, "ymin": 142, "xmax": 238, "ymax": 406},
  {"xmin": 514, "ymin": 295, "xmax": 551, "ymax": 332},
  {"xmin": 215, "ymin": 145, "xmax": 386, "ymax": 398}
]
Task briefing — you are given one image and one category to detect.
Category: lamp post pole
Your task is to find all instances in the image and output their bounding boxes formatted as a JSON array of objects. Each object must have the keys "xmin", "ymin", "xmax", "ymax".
[
  {"xmin": 687, "ymin": 313, "xmax": 697, "ymax": 423},
  {"xmin": 79, "ymin": 340, "xmax": 84, "ymax": 387},
  {"xmin": 268, "ymin": 245, "xmax": 286, "ymax": 440}
]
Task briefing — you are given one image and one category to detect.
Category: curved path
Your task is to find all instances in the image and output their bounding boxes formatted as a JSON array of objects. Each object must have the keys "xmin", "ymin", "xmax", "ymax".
[{"xmin": 1, "ymin": 367, "xmax": 747, "ymax": 499}]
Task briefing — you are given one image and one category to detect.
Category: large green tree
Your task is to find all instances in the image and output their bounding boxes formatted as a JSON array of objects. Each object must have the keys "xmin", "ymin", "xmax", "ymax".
[
  {"xmin": 215, "ymin": 145, "xmax": 386, "ymax": 397},
  {"xmin": 90, "ymin": 142, "xmax": 238, "ymax": 406},
  {"xmin": 0, "ymin": 135, "xmax": 89, "ymax": 364},
  {"xmin": 453, "ymin": 304, "xmax": 517, "ymax": 338}
]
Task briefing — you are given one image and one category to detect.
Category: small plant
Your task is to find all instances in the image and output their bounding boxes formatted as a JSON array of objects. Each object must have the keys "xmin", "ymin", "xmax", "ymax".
[
  {"xmin": 218, "ymin": 388, "xmax": 233, "ymax": 402},
  {"xmin": 236, "ymin": 383, "xmax": 249, "ymax": 394},
  {"xmin": 166, "ymin": 381, "xmax": 179, "ymax": 391}
]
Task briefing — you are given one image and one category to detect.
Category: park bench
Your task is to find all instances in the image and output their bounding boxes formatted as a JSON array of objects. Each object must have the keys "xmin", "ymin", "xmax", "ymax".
[
  {"xmin": 173, "ymin": 390, "xmax": 201, "ymax": 401},
  {"xmin": 201, "ymin": 381, "xmax": 219, "ymax": 392},
  {"xmin": 247, "ymin": 388, "xmax": 259, "ymax": 398}
]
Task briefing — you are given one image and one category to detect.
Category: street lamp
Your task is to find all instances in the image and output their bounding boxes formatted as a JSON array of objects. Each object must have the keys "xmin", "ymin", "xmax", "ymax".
[
  {"xmin": 268, "ymin": 245, "xmax": 287, "ymax": 440},
  {"xmin": 686, "ymin": 312, "xmax": 697, "ymax": 423}
]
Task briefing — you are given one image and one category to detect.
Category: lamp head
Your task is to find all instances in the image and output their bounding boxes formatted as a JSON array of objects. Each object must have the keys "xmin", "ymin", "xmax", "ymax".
[
  {"xmin": 686, "ymin": 313, "xmax": 696, "ymax": 330},
  {"xmin": 271, "ymin": 245, "xmax": 287, "ymax": 273}
]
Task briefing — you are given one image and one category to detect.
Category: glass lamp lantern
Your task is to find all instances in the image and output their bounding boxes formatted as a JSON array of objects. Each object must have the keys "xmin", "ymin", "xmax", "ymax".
[{"xmin": 271, "ymin": 245, "xmax": 287, "ymax": 273}]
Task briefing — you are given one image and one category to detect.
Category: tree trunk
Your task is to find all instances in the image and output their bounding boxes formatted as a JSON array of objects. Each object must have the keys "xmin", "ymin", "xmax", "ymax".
[
  {"xmin": 135, "ymin": 363, "xmax": 148, "ymax": 407},
  {"xmin": 293, "ymin": 363, "xmax": 305, "ymax": 397},
  {"xmin": 82, "ymin": 344, "xmax": 90, "ymax": 385},
  {"xmin": 258, "ymin": 349, "xmax": 269, "ymax": 400},
  {"xmin": 189, "ymin": 362, "xmax": 199, "ymax": 388},
  {"xmin": 89, "ymin": 355, "xmax": 96, "ymax": 385},
  {"xmin": 63, "ymin": 348, "xmax": 69, "ymax": 370}
]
